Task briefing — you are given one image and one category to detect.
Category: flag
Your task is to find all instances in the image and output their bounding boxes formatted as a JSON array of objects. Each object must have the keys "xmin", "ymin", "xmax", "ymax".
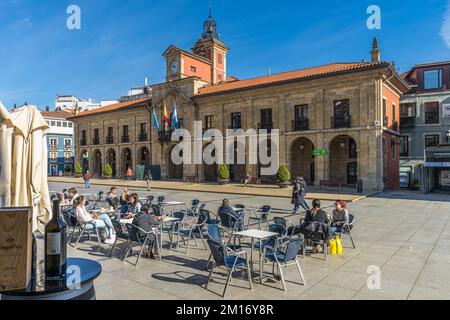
[
  {"xmin": 152, "ymin": 105, "xmax": 160, "ymax": 132},
  {"xmin": 163, "ymin": 100, "xmax": 170, "ymax": 130},
  {"xmin": 172, "ymin": 101, "xmax": 179, "ymax": 129}
]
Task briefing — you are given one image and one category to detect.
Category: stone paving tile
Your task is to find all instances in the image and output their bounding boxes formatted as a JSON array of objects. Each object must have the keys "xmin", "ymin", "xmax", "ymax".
[
  {"xmin": 407, "ymin": 284, "xmax": 450, "ymax": 300},
  {"xmin": 48, "ymin": 182, "xmax": 450, "ymax": 300},
  {"xmin": 298, "ymin": 283, "xmax": 357, "ymax": 300},
  {"xmin": 352, "ymin": 279, "xmax": 415, "ymax": 300}
]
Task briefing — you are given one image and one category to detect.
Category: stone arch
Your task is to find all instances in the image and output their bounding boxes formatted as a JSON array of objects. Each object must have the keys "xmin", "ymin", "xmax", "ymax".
[
  {"xmin": 138, "ymin": 146, "xmax": 151, "ymax": 166},
  {"xmin": 121, "ymin": 147, "xmax": 132, "ymax": 176},
  {"xmin": 226, "ymin": 140, "xmax": 246, "ymax": 182},
  {"xmin": 106, "ymin": 148, "xmax": 117, "ymax": 177},
  {"xmin": 92, "ymin": 149, "xmax": 102, "ymax": 177},
  {"xmin": 168, "ymin": 145, "xmax": 183, "ymax": 180},
  {"xmin": 290, "ymin": 137, "xmax": 315, "ymax": 184},
  {"xmin": 328, "ymin": 135, "xmax": 358, "ymax": 185},
  {"xmin": 202, "ymin": 143, "xmax": 218, "ymax": 182}
]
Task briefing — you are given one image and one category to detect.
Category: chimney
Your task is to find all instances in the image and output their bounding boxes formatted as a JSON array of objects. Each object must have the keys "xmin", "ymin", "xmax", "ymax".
[
  {"xmin": 45, "ymin": 106, "xmax": 50, "ymax": 112},
  {"xmin": 370, "ymin": 37, "xmax": 381, "ymax": 62}
]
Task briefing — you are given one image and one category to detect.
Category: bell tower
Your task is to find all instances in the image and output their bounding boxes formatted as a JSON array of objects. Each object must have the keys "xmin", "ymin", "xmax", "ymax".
[{"xmin": 192, "ymin": 6, "xmax": 228, "ymax": 84}]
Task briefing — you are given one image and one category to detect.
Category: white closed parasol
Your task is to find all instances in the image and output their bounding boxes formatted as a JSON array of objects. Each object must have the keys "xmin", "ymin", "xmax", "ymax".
[{"xmin": 0, "ymin": 103, "xmax": 51, "ymax": 231}]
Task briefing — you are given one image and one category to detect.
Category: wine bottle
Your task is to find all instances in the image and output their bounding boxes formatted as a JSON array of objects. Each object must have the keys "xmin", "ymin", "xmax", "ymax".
[{"xmin": 45, "ymin": 199, "xmax": 67, "ymax": 281}]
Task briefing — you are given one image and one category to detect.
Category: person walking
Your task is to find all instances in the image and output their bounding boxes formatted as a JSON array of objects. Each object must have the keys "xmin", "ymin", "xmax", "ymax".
[
  {"xmin": 291, "ymin": 175, "xmax": 310, "ymax": 214},
  {"xmin": 126, "ymin": 167, "xmax": 133, "ymax": 180},
  {"xmin": 83, "ymin": 170, "xmax": 93, "ymax": 189},
  {"xmin": 144, "ymin": 170, "xmax": 153, "ymax": 191}
]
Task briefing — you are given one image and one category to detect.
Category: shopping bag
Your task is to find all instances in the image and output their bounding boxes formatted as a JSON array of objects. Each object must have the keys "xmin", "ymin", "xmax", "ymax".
[
  {"xmin": 336, "ymin": 235, "xmax": 343, "ymax": 254},
  {"xmin": 329, "ymin": 238, "xmax": 337, "ymax": 255}
]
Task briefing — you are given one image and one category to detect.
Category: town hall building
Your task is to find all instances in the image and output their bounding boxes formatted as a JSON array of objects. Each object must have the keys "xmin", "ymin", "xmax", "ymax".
[{"xmin": 69, "ymin": 12, "xmax": 410, "ymax": 191}]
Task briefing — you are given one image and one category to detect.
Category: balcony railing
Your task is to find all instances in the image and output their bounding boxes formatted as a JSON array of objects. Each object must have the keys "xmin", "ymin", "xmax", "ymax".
[
  {"xmin": 400, "ymin": 116, "xmax": 415, "ymax": 129},
  {"xmin": 80, "ymin": 139, "xmax": 87, "ymax": 146},
  {"xmin": 50, "ymin": 145, "xmax": 58, "ymax": 151},
  {"xmin": 258, "ymin": 122, "xmax": 273, "ymax": 131},
  {"xmin": 425, "ymin": 112, "xmax": 439, "ymax": 124},
  {"xmin": 331, "ymin": 116, "xmax": 351, "ymax": 129},
  {"xmin": 228, "ymin": 124, "xmax": 242, "ymax": 130},
  {"xmin": 92, "ymin": 137, "xmax": 100, "ymax": 145},
  {"xmin": 292, "ymin": 119, "xmax": 309, "ymax": 131},
  {"xmin": 121, "ymin": 135, "xmax": 130, "ymax": 143},
  {"xmin": 138, "ymin": 133, "xmax": 148, "ymax": 142},
  {"xmin": 64, "ymin": 145, "xmax": 72, "ymax": 151},
  {"xmin": 158, "ymin": 130, "xmax": 173, "ymax": 143},
  {"xmin": 105, "ymin": 136, "xmax": 114, "ymax": 144}
]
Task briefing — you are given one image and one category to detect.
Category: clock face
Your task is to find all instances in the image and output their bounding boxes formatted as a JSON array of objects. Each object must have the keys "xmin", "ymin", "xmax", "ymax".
[{"xmin": 170, "ymin": 61, "xmax": 179, "ymax": 75}]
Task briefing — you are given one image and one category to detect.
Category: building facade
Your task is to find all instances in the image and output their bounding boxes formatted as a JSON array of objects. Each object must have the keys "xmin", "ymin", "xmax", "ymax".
[
  {"xmin": 70, "ymin": 13, "xmax": 409, "ymax": 191},
  {"xmin": 400, "ymin": 61, "xmax": 450, "ymax": 192},
  {"xmin": 41, "ymin": 110, "xmax": 75, "ymax": 176}
]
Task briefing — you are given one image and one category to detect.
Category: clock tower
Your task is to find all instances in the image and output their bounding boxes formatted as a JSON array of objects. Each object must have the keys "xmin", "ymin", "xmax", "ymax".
[
  {"xmin": 192, "ymin": 7, "xmax": 228, "ymax": 84},
  {"xmin": 162, "ymin": 6, "xmax": 228, "ymax": 84}
]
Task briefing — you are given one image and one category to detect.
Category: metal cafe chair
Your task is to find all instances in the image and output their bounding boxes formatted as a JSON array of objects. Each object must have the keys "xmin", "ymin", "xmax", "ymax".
[
  {"xmin": 205, "ymin": 239, "xmax": 253, "ymax": 297},
  {"xmin": 265, "ymin": 237, "xmax": 306, "ymax": 291},
  {"xmin": 123, "ymin": 223, "xmax": 159, "ymax": 267}
]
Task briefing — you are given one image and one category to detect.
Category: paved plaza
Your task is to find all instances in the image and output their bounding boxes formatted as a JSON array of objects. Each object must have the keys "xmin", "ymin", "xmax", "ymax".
[{"xmin": 51, "ymin": 182, "xmax": 450, "ymax": 300}]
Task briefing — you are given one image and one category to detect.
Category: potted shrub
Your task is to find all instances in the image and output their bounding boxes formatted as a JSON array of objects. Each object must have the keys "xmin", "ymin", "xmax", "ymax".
[
  {"xmin": 64, "ymin": 164, "xmax": 72, "ymax": 176},
  {"xmin": 276, "ymin": 163, "xmax": 291, "ymax": 188},
  {"xmin": 103, "ymin": 164, "xmax": 113, "ymax": 179},
  {"xmin": 217, "ymin": 164, "xmax": 230, "ymax": 185},
  {"xmin": 409, "ymin": 178, "xmax": 420, "ymax": 191},
  {"xmin": 74, "ymin": 163, "xmax": 83, "ymax": 178}
]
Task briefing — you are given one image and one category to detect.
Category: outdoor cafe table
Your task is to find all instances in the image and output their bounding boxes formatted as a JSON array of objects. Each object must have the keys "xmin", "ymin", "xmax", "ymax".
[
  {"xmin": 162, "ymin": 201, "xmax": 187, "ymax": 214},
  {"xmin": 233, "ymin": 229, "xmax": 278, "ymax": 283},
  {"xmin": 120, "ymin": 216, "xmax": 179, "ymax": 261}
]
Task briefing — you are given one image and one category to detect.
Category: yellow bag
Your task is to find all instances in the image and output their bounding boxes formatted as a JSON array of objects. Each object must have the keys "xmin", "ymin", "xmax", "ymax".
[
  {"xmin": 336, "ymin": 235, "xmax": 343, "ymax": 255},
  {"xmin": 329, "ymin": 238, "xmax": 337, "ymax": 255}
]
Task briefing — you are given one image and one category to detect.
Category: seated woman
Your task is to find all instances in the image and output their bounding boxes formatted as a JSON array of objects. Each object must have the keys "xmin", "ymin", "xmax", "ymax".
[
  {"xmin": 127, "ymin": 193, "xmax": 142, "ymax": 215},
  {"xmin": 331, "ymin": 200, "xmax": 349, "ymax": 234},
  {"xmin": 74, "ymin": 196, "xmax": 114, "ymax": 244}
]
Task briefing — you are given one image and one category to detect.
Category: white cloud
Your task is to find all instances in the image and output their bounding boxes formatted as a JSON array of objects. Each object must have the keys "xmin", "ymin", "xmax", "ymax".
[{"xmin": 441, "ymin": 1, "xmax": 450, "ymax": 49}]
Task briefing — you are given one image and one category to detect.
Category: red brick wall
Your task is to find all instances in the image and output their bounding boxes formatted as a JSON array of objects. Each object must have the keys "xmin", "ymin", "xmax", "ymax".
[
  {"xmin": 382, "ymin": 84, "xmax": 400, "ymax": 130},
  {"xmin": 182, "ymin": 55, "xmax": 212, "ymax": 82},
  {"xmin": 382, "ymin": 84, "xmax": 400, "ymax": 189}
]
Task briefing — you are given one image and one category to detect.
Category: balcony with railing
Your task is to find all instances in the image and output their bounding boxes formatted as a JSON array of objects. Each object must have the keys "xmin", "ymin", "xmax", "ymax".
[
  {"xmin": 400, "ymin": 117, "xmax": 415, "ymax": 129},
  {"xmin": 121, "ymin": 135, "xmax": 130, "ymax": 143},
  {"xmin": 105, "ymin": 136, "xmax": 114, "ymax": 144},
  {"xmin": 292, "ymin": 119, "xmax": 309, "ymax": 131},
  {"xmin": 158, "ymin": 130, "xmax": 173, "ymax": 143},
  {"xmin": 92, "ymin": 137, "xmax": 100, "ymax": 145},
  {"xmin": 80, "ymin": 139, "xmax": 87, "ymax": 146},
  {"xmin": 49, "ymin": 145, "xmax": 58, "ymax": 151},
  {"xmin": 331, "ymin": 116, "xmax": 351, "ymax": 129},
  {"xmin": 138, "ymin": 132, "xmax": 148, "ymax": 142},
  {"xmin": 258, "ymin": 122, "xmax": 273, "ymax": 132}
]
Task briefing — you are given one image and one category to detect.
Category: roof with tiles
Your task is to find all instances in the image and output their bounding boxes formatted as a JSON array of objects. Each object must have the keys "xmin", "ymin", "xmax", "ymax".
[
  {"xmin": 67, "ymin": 98, "xmax": 151, "ymax": 119},
  {"xmin": 41, "ymin": 110, "xmax": 73, "ymax": 119},
  {"xmin": 196, "ymin": 61, "xmax": 390, "ymax": 96}
]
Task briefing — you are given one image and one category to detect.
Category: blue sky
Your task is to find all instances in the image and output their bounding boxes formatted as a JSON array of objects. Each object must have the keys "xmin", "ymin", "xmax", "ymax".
[{"xmin": 0, "ymin": 0, "xmax": 448, "ymax": 109}]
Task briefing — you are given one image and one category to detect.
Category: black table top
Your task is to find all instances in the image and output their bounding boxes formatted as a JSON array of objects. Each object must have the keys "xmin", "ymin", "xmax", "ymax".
[{"xmin": 2, "ymin": 258, "xmax": 102, "ymax": 296}]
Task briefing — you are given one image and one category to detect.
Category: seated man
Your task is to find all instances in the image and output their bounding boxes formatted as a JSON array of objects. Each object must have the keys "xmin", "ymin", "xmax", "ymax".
[
  {"xmin": 132, "ymin": 204, "xmax": 160, "ymax": 259},
  {"xmin": 217, "ymin": 199, "xmax": 244, "ymax": 231}
]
